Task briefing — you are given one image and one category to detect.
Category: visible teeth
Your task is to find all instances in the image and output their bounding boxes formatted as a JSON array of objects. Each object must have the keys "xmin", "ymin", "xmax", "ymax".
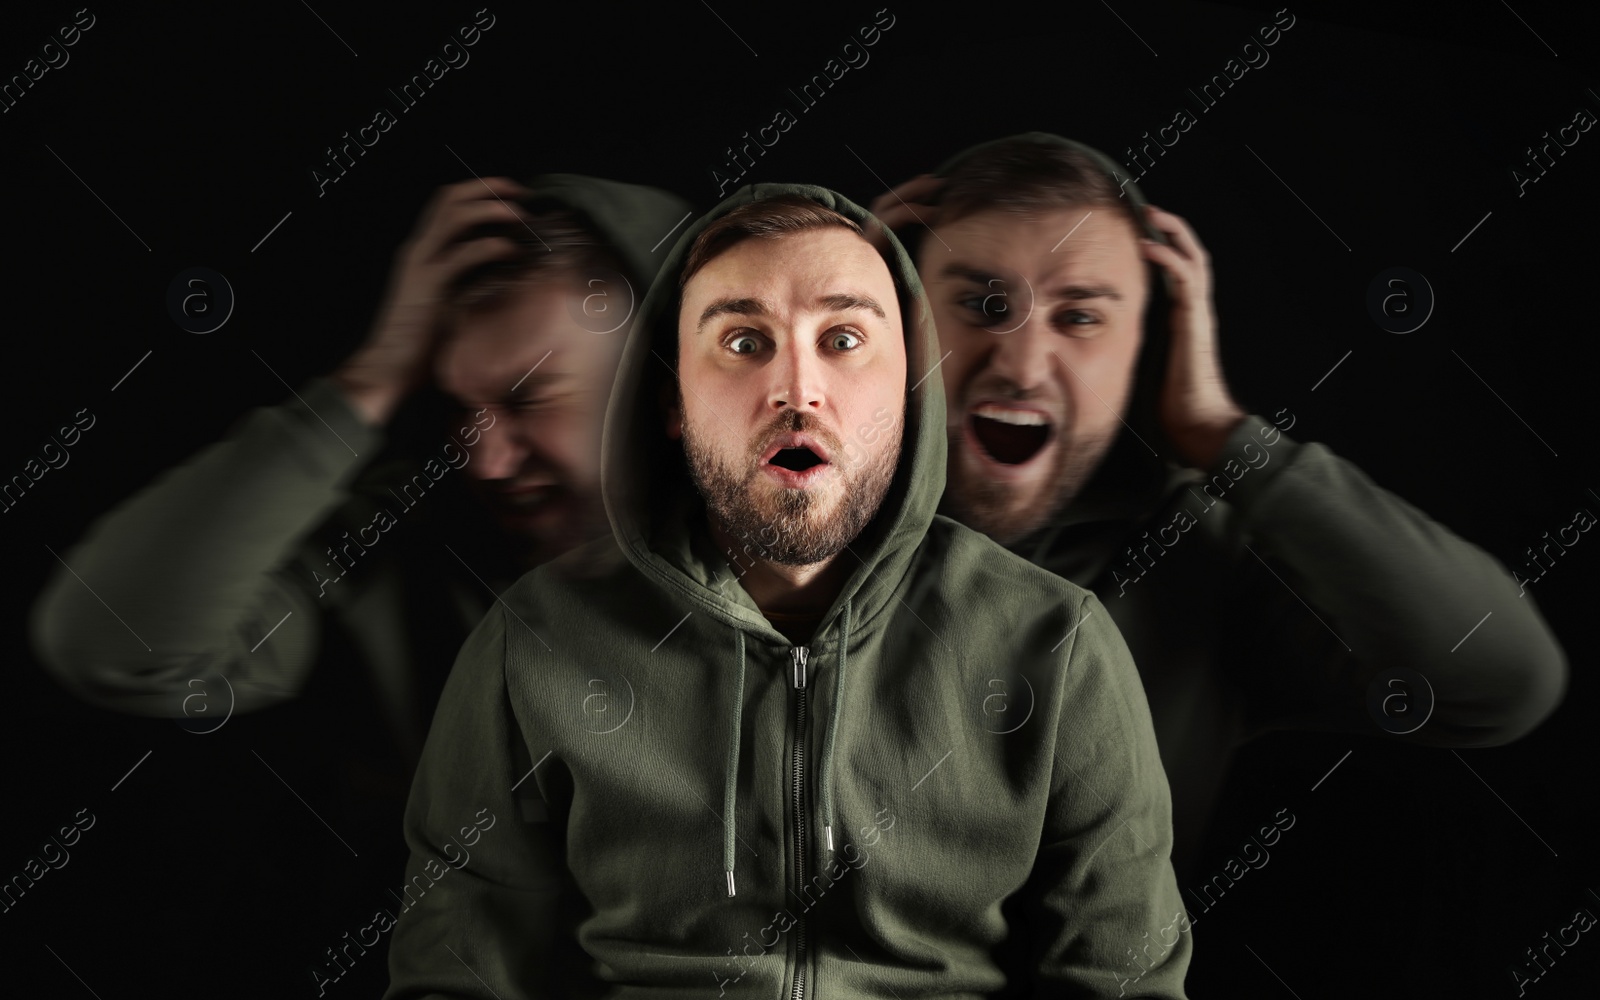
[{"xmin": 972, "ymin": 405, "xmax": 1048, "ymax": 427}]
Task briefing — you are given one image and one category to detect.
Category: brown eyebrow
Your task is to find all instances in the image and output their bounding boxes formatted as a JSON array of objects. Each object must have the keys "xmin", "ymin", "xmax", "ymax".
[
  {"xmin": 697, "ymin": 296, "xmax": 773, "ymax": 334},
  {"xmin": 502, "ymin": 371, "xmax": 565, "ymax": 404},
  {"xmin": 941, "ymin": 264, "xmax": 999, "ymax": 285},
  {"xmin": 941, "ymin": 263, "xmax": 1123, "ymax": 303},
  {"xmin": 695, "ymin": 293, "xmax": 886, "ymax": 333}
]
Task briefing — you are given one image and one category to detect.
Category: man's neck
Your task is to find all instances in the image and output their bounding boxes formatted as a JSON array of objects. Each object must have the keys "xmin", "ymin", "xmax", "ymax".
[{"xmin": 707, "ymin": 517, "xmax": 851, "ymax": 616}]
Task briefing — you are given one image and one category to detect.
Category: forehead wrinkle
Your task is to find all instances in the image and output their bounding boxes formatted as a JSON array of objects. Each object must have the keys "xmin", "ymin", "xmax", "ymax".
[
  {"xmin": 686, "ymin": 231, "xmax": 899, "ymax": 339},
  {"xmin": 450, "ymin": 362, "xmax": 567, "ymax": 408},
  {"xmin": 1044, "ymin": 283, "xmax": 1124, "ymax": 303},
  {"xmin": 815, "ymin": 292, "xmax": 886, "ymax": 319},
  {"xmin": 506, "ymin": 369, "xmax": 568, "ymax": 398},
  {"xmin": 939, "ymin": 262, "xmax": 1000, "ymax": 285}
]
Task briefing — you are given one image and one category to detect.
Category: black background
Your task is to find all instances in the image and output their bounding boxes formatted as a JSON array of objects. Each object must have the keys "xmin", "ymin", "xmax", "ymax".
[{"xmin": 2, "ymin": 1, "xmax": 1598, "ymax": 996}]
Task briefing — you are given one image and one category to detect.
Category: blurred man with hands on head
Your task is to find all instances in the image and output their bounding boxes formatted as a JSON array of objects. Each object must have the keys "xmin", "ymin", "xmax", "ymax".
[
  {"xmin": 384, "ymin": 186, "xmax": 1190, "ymax": 999},
  {"xmin": 28, "ymin": 173, "xmax": 690, "ymax": 988},
  {"xmin": 869, "ymin": 133, "xmax": 1567, "ymax": 880},
  {"xmin": 336, "ymin": 176, "xmax": 680, "ymax": 570}
]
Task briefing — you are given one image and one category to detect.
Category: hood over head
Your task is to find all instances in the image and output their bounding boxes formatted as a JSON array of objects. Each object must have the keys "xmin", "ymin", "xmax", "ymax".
[
  {"xmin": 513, "ymin": 173, "xmax": 693, "ymax": 300},
  {"xmin": 602, "ymin": 181, "xmax": 944, "ymax": 641},
  {"xmin": 371, "ymin": 173, "xmax": 693, "ymax": 576},
  {"xmin": 599, "ymin": 182, "xmax": 943, "ymax": 895}
]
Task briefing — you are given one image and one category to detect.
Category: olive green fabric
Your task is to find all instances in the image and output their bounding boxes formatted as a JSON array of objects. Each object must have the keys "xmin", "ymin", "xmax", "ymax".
[{"xmin": 384, "ymin": 183, "xmax": 1190, "ymax": 998}]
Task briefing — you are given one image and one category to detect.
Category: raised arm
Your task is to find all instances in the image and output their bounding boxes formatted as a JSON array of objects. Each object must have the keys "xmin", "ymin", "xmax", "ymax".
[
  {"xmin": 1135, "ymin": 203, "xmax": 1564, "ymax": 747},
  {"xmin": 1214, "ymin": 415, "xmax": 1566, "ymax": 746},
  {"xmin": 29, "ymin": 176, "xmax": 535, "ymax": 719},
  {"xmin": 28, "ymin": 375, "xmax": 381, "ymax": 716}
]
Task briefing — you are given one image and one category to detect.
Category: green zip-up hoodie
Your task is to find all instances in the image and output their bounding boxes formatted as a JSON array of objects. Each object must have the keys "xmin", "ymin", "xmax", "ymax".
[{"xmin": 384, "ymin": 184, "xmax": 1192, "ymax": 998}]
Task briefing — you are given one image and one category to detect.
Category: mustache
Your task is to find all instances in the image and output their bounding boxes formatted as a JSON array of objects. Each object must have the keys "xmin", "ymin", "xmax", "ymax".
[
  {"xmin": 751, "ymin": 410, "xmax": 842, "ymax": 459},
  {"xmin": 962, "ymin": 375, "xmax": 1055, "ymax": 406}
]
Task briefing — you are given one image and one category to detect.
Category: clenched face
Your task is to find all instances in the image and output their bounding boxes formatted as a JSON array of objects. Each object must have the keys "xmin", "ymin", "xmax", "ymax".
[
  {"xmin": 920, "ymin": 204, "xmax": 1147, "ymax": 545},
  {"xmin": 435, "ymin": 276, "xmax": 626, "ymax": 565},
  {"xmin": 672, "ymin": 226, "xmax": 906, "ymax": 566}
]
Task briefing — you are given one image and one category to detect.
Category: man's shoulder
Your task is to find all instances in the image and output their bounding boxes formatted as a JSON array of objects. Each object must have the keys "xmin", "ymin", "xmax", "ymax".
[
  {"xmin": 923, "ymin": 514, "xmax": 1099, "ymax": 609},
  {"xmin": 916, "ymin": 518, "xmax": 1122, "ymax": 692},
  {"xmin": 500, "ymin": 534, "xmax": 646, "ymax": 614}
]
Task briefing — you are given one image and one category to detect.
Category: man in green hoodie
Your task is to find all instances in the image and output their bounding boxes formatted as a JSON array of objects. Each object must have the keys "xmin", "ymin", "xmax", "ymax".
[
  {"xmin": 867, "ymin": 133, "xmax": 1568, "ymax": 881},
  {"xmin": 384, "ymin": 185, "xmax": 1191, "ymax": 999},
  {"xmin": 28, "ymin": 174, "xmax": 691, "ymax": 993}
]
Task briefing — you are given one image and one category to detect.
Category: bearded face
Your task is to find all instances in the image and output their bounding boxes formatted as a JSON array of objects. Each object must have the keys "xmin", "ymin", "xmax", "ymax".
[
  {"xmin": 671, "ymin": 223, "xmax": 910, "ymax": 571},
  {"xmin": 683, "ymin": 405, "xmax": 902, "ymax": 566}
]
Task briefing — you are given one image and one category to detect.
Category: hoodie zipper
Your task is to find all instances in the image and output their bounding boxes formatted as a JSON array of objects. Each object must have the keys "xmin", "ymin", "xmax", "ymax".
[{"xmin": 789, "ymin": 645, "xmax": 811, "ymax": 1000}]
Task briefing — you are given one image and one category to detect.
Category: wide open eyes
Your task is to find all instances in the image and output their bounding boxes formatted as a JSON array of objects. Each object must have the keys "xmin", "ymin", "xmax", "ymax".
[{"xmin": 723, "ymin": 327, "xmax": 865, "ymax": 356}]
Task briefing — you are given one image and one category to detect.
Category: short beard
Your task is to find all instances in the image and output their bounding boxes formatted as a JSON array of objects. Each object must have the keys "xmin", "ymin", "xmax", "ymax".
[
  {"xmin": 491, "ymin": 488, "xmax": 613, "ymax": 570},
  {"xmin": 945, "ymin": 422, "xmax": 1113, "ymax": 546},
  {"xmin": 683, "ymin": 408, "xmax": 902, "ymax": 567}
]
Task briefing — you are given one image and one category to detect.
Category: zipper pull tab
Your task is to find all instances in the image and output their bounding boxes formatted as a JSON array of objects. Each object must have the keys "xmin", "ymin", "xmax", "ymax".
[{"xmin": 791, "ymin": 646, "xmax": 809, "ymax": 690}]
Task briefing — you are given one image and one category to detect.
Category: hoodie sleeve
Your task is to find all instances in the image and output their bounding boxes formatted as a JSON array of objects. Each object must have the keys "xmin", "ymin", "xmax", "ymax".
[
  {"xmin": 1215, "ymin": 415, "xmax": 1567, "ymax": 746},
  {"xmin": 27, "ymin": 376, "xmax": 382, "ymax": 717},
  {"xmin": 384, "ymin": 600, "xmax": 574, "ymax": 1000},
  {"xmin": 1026, "ymin": 591, "xmax": 1191, "ymax": 998}
]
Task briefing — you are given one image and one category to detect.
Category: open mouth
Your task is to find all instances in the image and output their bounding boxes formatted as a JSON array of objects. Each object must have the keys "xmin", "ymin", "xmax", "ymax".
[
  {"xmin": 760, "ymin": 432, "xmax": 833, "ymax": 484},
  {"xmin": 500, "ymin": 485, "xmax": 563, "ymax": 512},
  {"xmin": 969, "ymin": 405, "xmax": 1052, "ymax": 465},
  {"xmin": 769, "ymin": 447, "xmax": 825, "ymax": 472}
]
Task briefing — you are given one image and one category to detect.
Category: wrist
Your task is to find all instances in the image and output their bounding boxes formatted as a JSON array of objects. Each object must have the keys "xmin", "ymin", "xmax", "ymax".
[
  {"xmin": 1170, "ymin": 408, "xmax": 1247, "ymax": 470},
  {"xmin": 330, "ymin": 364, "xmax": 406, "ymax": 427}
]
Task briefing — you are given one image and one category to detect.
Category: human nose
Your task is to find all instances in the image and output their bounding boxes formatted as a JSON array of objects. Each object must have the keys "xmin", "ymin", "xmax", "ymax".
[
  {"xmin": 986, "ymin": 304, "xmax": 1057, "ymax": 394},
  {"xmin": 467, "ymin": 409, "xmax": 524, "ymax": 480},
  {"xmin": 767, "ymin": 330, "xmax": 826, "ymax": 414}
]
